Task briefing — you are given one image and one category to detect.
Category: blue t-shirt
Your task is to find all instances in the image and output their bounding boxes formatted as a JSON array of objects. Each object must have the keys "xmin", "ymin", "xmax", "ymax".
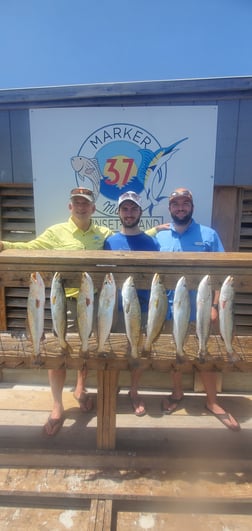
[
  {"xmin": 155, "ymin": 219, "xmax": 224, "ymax": 320},
  {"xmin": 104, "ymin": 232, "xmax": 160, "ymax": 312}
]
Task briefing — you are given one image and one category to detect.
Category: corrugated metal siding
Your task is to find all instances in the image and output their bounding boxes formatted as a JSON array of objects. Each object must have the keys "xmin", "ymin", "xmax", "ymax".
[
  {"xmin": 0, "ymin": 111, "xmax": 12, "ymax": 182},
  {"xmin": 0, "ymin": 77, "xmax": 252, "ymax": 188},
  {"xmin": 10, "ymin": 110, "xmax": 33, "ymax": 183},
  {"xmin": 214, "ymin": 100, "xmax": 239, "ymax": 186},
  {"xmin": 234, "ymin": 100, "xmax": 252, "ymax": 186},
  {"xmin": 0, "ymin": 110, "xmax": 33, "ymax": 185}
]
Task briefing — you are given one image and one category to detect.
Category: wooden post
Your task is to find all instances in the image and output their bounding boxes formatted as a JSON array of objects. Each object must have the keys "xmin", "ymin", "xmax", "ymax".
[
  {"xmin": 0, "ymin": 287, "xmax": 6, "ymax": 330},
  {"xmin": 97, "ymin": 368, "xmax": 119, "ymax": 450}
]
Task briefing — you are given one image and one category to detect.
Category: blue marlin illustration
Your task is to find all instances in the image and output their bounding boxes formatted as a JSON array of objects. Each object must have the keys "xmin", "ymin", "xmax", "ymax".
[{"xmin": 138, "ymin": 137, "xmax": 188, "ymax": 214}]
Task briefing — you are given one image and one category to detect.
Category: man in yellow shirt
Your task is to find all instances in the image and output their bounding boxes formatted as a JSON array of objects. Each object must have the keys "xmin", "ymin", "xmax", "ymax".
[{"xmin": 0, "ymin": 187, "xmax": 113, "ymax": 436}]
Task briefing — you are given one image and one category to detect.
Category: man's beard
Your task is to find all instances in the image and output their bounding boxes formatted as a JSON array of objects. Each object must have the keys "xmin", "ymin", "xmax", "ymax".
[
  {"xmin": 120, "ymin": 214, "xmax": 141, "ymax": 229},
  {"xmin": 171, "ymin": 211, "xmax": 193, "ymax": 226}
]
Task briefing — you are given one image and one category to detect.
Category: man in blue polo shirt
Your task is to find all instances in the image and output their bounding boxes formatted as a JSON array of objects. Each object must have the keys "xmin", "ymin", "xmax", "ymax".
[
  {"xmin": 155, "ymin": 187, "xmax": 240, "ymax": 431},
  {"xmin": 104, "ymin": 191, "xmax": 160, "ymax": 417}
]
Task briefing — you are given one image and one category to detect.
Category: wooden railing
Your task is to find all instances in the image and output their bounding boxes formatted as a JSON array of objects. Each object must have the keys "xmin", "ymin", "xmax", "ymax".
[{"xmin": 0, "ymin": 250, "xmax": 252, "ymax": 449}]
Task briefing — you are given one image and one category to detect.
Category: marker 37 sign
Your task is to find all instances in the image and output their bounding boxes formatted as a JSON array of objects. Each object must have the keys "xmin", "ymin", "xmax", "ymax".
[{"xmin": 71, "ymin": 122, "xmax": 187, "ymax": 230}]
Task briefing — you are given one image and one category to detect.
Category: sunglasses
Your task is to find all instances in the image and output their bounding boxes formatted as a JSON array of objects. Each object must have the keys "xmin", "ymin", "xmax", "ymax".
[
  {"xmin": 71, "ymin": 188, "xmax": 95, "ymax": 203},
  {"xmin": 71, "ymin": 188, "xmax": 94, "ymax": 196},
  {"xmin": 169, "ymin": 190, "xmax": 193, "ymax": 202}
]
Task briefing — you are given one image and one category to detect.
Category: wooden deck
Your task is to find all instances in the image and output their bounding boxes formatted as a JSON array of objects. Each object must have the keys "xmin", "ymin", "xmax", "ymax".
[{"xmin": 0, "ymin": 383, "xmax": 252, "ymax": 529}]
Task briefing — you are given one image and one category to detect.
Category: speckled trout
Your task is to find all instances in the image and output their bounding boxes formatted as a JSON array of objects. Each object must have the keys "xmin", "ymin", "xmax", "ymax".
[
  {"xmin": 27, "ymin": 271, "xmax": 45, "ymax": 364},
  {"xmin": 144, "ymin": 273, "xmax": 168, "ymax": 352},
  {"xmin": 50, "ymin": 272, "xmax": 72, "ymax": 355},
  {"xmin": 97, "ymin": 273, "xmax": 116, "ymax": 352},
  {"xmin": 173, "ymin": 276, "xmax": 190, "ymax": 361},
  {"xmin": 122, "ymin": 276, "xmax": 141, "ymax": 359},
  {"xmin": 219, "ymin": 275, "xmax": 240, "ymax": 361},
  {"xmin": 196, "ymin": 274, "xmax": 212, "ymax": 360},
  {"xmin": 77, "ymin": 272, "xmax": 94, "ymax": 354}
]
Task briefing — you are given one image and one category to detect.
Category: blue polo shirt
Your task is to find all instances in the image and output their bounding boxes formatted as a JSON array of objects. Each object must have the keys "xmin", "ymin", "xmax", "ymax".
[
  {"xmin": 155, "ymin": 219, "xmax": 224, "ymax": 320},
  {"xmin": 155, "ymin": 219, "xmax": 224, "ymax": 252}
]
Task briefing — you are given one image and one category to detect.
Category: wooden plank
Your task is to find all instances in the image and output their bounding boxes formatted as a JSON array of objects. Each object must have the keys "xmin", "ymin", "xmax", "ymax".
[
  {"xmin": 2, "ymin": 221, "xmax": 35, "ymax": 231},
  {"xmin": 108, "ymin": 369, "xmax": 119, "ymax": 449},
  {"xmin": 0, "ymin": 251, "xmax": 252, "ymax": 292},
  {"xmin": 1, "ymin": 333, "xmax": 252, "ymax": 370},
  {"xmin": 96, "ymin": 370, "xmax": 105, "ymax": 450},
  {"xmin": 88, "ymin": 499, "xmax": 112, "ymax": 531},
  {"xmin": 0, "ymin": 198, "xmax": 34, "ymax": 206},
  {"xmin": 212, "ymin": 186, "xmax": 239, "ymax": 251},
  {"xmin": 0, "ymin": 288, "xmax": 6, "ymax": 330}
]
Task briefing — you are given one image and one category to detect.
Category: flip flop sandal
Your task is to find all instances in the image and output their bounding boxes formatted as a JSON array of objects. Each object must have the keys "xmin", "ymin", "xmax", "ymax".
[
  {"xmin": 128, "ymin": 392, "xmax": 146, "ymax": 417},
  {"xmin": 43, "ymin": 415, "xmax": 64, "ymax": 437},
  {"xmin": 205, "ymin": 406, "xmax": 241, "ymax": 432},
  {"xmin": 161, "ymin": 396, "xmax": 183, "ymax": 415},
  {"xmin": 73, "ymin": 393, "xmax": 93, "ymax": 413}
]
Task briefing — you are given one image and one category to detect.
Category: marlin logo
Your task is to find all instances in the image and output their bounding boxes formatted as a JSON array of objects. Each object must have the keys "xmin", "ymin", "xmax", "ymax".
[{"xmin": 71, "ymin": 122, "xmax": 188, "ymax": 217}]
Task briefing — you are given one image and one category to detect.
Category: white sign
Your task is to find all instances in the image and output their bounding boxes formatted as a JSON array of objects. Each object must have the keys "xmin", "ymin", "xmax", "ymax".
[{"xmin": 29, "ymin": 106, "xmax": 218, "ymax": 234}]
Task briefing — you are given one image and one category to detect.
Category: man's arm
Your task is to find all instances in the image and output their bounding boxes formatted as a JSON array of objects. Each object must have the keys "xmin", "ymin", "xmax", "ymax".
[{"xmin": 146, "ymin": 223, "xmax": 170, "ymax": 237}]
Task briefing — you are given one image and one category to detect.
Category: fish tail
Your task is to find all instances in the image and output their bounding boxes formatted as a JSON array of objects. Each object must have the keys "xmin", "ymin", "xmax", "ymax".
[{"xmin": 59, "ymin": 340, "xmax": 73, "ymax": 356}]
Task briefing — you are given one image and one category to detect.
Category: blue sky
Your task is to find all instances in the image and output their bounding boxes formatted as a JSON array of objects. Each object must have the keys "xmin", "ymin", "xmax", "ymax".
[{"xmin": 1, "ymin": 0, "xmax": 251, "ymax": 89}]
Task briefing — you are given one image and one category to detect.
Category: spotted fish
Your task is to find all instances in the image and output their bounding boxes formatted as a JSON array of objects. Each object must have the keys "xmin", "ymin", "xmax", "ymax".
[
  {"xmin": 144, "ymin": 273, "xmax": 168, "ymax": 352},
  {"xmin": 173, "ymin": 276, "xmax": 190, "ymax": 361},
  {"xmin": 77, "ymin": 272, "xmax": 94, "ymax": 355},
  {"xmin": 97, "ymin": 273, "xmax": 116, "ymax": 353},
  {"xmin": 27, "ymin": 271, "xmax": 45, "ymax": 365},
  {"xmin": 122, "ymin": 276, "xmax": 141, "ymax": 359},
  {"xmin": 196, "ymin": 274, "xmax": 212, "ymax": 360}
]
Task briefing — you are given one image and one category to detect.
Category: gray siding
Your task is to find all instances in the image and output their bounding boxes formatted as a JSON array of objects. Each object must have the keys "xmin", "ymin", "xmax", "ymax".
[
  {"xmin": 0, "ymin": 77, "xmax": 252, "ymax": 187},
  {"xmin": 10, "ymin": 110, "xmax": 33, "ymax": 183},
  {"xmin": 0, "ymin": 111, "xmax": 12, "ymax": 182},
  {"xmin": 0, "ymin": 110, "xmax": 33, "ymax": 184},
  {"xmin": 235, "ymin": 100, "xmax": 252, "ymax": 186},
  {"xmin": 214, "ymin": 100, "xmax": 240, "ymax": 186}
]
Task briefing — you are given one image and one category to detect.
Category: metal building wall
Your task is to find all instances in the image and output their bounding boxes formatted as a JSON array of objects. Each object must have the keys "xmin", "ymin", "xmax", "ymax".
[{"xmin": 0, "ymin": 77, "xmax": 252, "ymax": 187}]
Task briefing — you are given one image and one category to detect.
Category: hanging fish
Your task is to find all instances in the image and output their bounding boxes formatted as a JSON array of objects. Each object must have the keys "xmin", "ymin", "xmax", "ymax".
[
  {"xmin": 122, "ymin": 276, "xmax": 141, "ymax": 359},
  {"xmin": 219, "ymin": 275, "xmax": 240, "ymax": 361},
  {"xmin": 50, "ymin": 272, "xmax": 72, "ymax": 355},
  {"xmin": 77, "ymin": 272, "xmax": 94, "ymax": 355},
  {"xmin": 144, "ymin": 273, "xmax": 168, "ymax": 352},
  {"xmin": 27, "ymin": 271, "xmax": 45, "ymax": 365},
  {"xmin": 196, "ymin": 274, "xmax": 212, "ymax": 361},
  {"xmin": 97, "ymin": 273, "xmax": 116, "ymax": 353},
  {"xmin": 173, "ymin": 276, "xmax": 190, "ymax": 362}
]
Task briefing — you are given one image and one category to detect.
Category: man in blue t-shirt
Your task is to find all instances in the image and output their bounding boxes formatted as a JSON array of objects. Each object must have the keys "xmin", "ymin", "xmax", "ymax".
[
  {"xmin": 155, "ymin": 187, "xmax": 240, "ymax": 431},
  {"xmin": 104, "ymin": 191, "xmax": 160, "ymax": 416}
]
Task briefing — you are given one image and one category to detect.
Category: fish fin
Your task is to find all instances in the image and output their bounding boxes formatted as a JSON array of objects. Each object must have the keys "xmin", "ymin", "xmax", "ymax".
[{"xmin": 125, "ymin": 302, "xmax": 131, "ymax": 314}]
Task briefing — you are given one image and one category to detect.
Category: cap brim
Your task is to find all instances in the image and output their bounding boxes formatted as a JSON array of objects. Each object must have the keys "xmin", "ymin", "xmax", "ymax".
[{"xmin": 71, "ymin": 193, "xmax": 94, "ymax": 202}]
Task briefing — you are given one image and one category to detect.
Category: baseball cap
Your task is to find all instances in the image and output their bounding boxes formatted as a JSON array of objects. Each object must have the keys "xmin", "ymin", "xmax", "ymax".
[
  {"xmin": 118, "ymin": 191, "xmax": 142, "ymax": 208},
  {"xmin": 168, "ymin": 188, "xmax": 193, "ymax": 205},
  {"xmin": 70, "ymin": 187, "xmax": 95, "ymax": 203}
]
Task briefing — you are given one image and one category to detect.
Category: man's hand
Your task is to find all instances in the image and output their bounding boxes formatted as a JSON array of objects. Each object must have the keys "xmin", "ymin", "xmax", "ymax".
[{"xmin": 155, "ymin": 223, "xmax": 171, "ymax": 232}]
